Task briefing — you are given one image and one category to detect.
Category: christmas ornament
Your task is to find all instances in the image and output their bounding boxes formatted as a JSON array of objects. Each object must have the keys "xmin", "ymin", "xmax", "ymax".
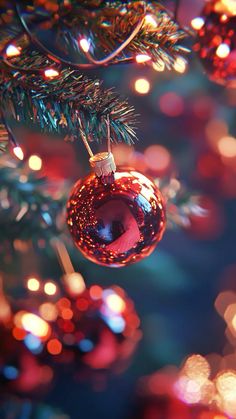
[
  {"xmin": 0, "ymin": 326, "xmax": 52, "ymax": 396},
  {"xmin": 51, "ymin": 284, "xmax": 141, "ymax": 372},
  {"xmin": 14, "ymin": 277, "xmax": 141, "ymax": 373},
  {"xmin": 67, "ymin": 151, "xmax": 166, "ymax": 267},
  {"xmin": 195, "ymin": 0, "xmax": 236, "ymax": 86}
]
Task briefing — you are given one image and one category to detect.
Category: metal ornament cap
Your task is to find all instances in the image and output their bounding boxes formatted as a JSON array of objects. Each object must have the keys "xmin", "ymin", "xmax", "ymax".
[{"xmin": 89, "ymin": 152, "xmax": 116, "ymax": 177}]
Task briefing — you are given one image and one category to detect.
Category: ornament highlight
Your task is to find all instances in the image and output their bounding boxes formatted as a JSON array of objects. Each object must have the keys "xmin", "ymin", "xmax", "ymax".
[
  {"xmin": 195, "ymin": 0, "xmax": 236, "ymax": 86},
  {"xmin": 67, "ymin": 166, "xmax": 166, "ymax": 267}
]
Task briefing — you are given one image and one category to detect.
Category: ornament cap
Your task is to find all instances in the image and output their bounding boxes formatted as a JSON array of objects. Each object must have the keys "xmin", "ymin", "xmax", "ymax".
[{"xmin": 89, "ymin": 152, "xmax": 116, "ymax": 177}]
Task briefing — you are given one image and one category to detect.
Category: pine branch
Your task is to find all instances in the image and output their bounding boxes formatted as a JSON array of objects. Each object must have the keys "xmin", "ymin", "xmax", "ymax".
[
  {"xmin": 0, "ymin": 155, "xmax": 68, "ymax": 260},
  {"xmin": 0, "ymin": 1, "xmax": 188, "ymax": 145},
  {"xmin": 1, "ymin": 69, "xmax": 137, "ymax": 143}
]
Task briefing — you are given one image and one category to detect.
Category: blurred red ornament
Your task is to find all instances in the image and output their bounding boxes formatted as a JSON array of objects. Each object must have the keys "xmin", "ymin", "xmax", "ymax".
[
  {"xmin": 0, "ymin": 327, "xmax": 52, "ymax": 396},
  {"xmin": 129, "ymin": 394, "xmax": 226, "ymax": 419},
  {"xmin": 67, "ymin": 169, "xmax": 166, "ymax": 267},
  {"xmin": 51, "ymin": 285, "xmax": 141, "ymax": 372},
  {"xmin": 195, "ymin": 0, "xmax": 236, "ymax": 86}
]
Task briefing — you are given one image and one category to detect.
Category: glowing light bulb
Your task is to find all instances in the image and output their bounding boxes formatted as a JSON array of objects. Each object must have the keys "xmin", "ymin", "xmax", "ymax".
[
  {"xmin": 28, "ymin": 155, "xmax": 42, "ymax": 171},
  {"xmin": 134, "ymin": 78, "xmax": 150, "ymax": 94},
  {"xmin": 13, "ymin": 146, "xmax": 24, "ymax": 160},
  {"xmin": 27, "ymin": 277, "xmax": 40, "ymax": 292},
  {"xmin": 136, "ymin": 54, "xmax": 151, "ymax": 64},
  {"xmin": 6, "ymin": 44, "xmax": 21, "ymax": 57},
  {"xmin": 44, "ymin": 68, "xmax": 59, "ymax": 78},
  {"xmin": 216, "ymin": 43, "xmax": 230, "ymax": 58},
  {"xmin": 191, "ymin": 17, "xmax": 205, "ymax": 30},
  {"xmin": 144, "ymin": 14, "xmax": 157, "ymax": 28},
  {"xmin": 80, "ymin": 38, "xmax": 90, "ymax": 52}
]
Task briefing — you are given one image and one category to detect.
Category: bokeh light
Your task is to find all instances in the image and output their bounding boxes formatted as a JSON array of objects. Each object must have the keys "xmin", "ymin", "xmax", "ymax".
[
  {"xmin": 144, "ymin": 145, "xmax": 171, "ymax": 174},
  {"xmin": 27, "ymin": 277, "xmax": 40, "ymax": 292},
  {"xmin": 191, "ymin": 17, "xmax": 205, "ymax": 30},
  {"xmin": 44, "ymin": 282, "xmax": 57, "ymax": 296},
  {"xmin": 216, "ymin": 43, "xmax": 231, "ymax": 59},
  {"xmin": 134, "ymin": 78, "xmax": 150, "ymax": 94},
  {"xmin": 28, "ymin": 155, "xmax": 42, "ymax": 171},
  {"xmin": 159, "ymin": 92, "xmax": 184, "ymax": 117}
]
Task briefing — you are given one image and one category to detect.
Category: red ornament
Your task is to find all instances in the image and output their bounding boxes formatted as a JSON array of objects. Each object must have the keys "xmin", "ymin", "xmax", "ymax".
[
  {"xmin": 50, "ymin": 285, "xmax": 141, "ymax": 372},
  {"xmin": 0, "ymin": 327, "xmax": 51, "ymax": 396},
  {"xmin": 195, "ymin": 0, "xmax": 236, "ymax": 86},
  {"xmin": 67, "ymin": 168, "xmax": 166, "ymax": 267}
]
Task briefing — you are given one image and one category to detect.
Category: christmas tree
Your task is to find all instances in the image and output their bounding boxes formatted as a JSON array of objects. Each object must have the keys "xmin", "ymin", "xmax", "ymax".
[{"xmin": 0, "ymin": 1, "xmax": 236, "ymax": 418}]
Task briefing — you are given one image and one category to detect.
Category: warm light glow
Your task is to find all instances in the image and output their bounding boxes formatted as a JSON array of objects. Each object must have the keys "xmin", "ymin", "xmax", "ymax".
[
  {"xmin": 134, "ymin": 78, "xmax": 150, "ymax": 94},
  {"xmin": 64, "ymin": 272, "xmax": 85, "ymax": 296},
  {"xmin": 232, "ymin": 313, "xmax": 236, "ymax": 330},
  {"xmin": 191, "ymin": 17, "xmax": 205, "ymax": 30},
  {"xmin": 39, "ymin": 303, "xmax": 58, "ymax": 321},
  {"xmin": 175, "ymin": 376, "xmax": 202, "ymax": 404},
  {"xmin": 79, "ymin": 38, "xmax": 90, "ymax": 52},
  {"xmin": 144, "ymin": 14, "xmax": 157, "ymax": 28},
  {"xmin": 6, "ymin": 44, "xmax": 21, "ymax": 57},
  {"xmin": 144, "ymin": 145, "xmax": 171, "ymax": 173},
  {"xmin": 215, "ymin": 0, "xmax": 236, "ymax": 15},
  {"xmin": 217, "ymin": 136, "xmax": 236, "ymax": 157},
  {"xmin": 136, "ymin": 54, "xmax": 151, "ymax": 64},
  {"xmin": 13, "ymin": 146, "xmax": 24, "ymax": 161},
  {"xmin": 90, "ymin": 285, "xmax": 102, "ymax": 300},
  {"xmin": 152, "ymin": 61, "xmax": 165, "ymax": 72},
  {"xmin": 105, "ymin": 293, "xmax": 126, "ymax": 314},
  {"xmin": 27, "ymin": 277, "xmax": 40, "ymax": 292},
  {"xmin": 216, "ymin": 370, "xmax": 236, "ymax": 401},
  {"xmin": 19, "ymin": 312, "xmax": 50, "ymax": 338},
  {"xmin": 28, "ymin": 155, "xmax": 42, "ymax": 171},
  {"xmin": 216, "ymin": 43, "xmax": 230, "ymax": 58},
  {"xmin": 44, "ymin": 68, "xmax": 59, "ymax": 78},
  {"xmin": 47, "ymin": 338, "xmax": 62, "ymax": 355},
  {"xmin": 174, "ymin": 56, "xmax": 187, "ymax": 74},
  {"xmin": 183, "ymin": 354, "xmax": 210, "ymax": 383},
  {"xmin": 44, "ymin": 282, "xmax": 57, "ymax": 296}
]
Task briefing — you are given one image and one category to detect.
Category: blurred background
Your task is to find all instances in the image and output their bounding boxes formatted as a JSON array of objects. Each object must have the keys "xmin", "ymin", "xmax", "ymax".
[{"xmin": 1, "ymin": 0, "xmax": 236, "ymax": 418}]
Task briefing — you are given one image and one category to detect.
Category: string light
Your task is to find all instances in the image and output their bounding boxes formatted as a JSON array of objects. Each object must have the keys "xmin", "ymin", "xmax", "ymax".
[
  {"xmin": 136, "ymin": 54, "xmax": 151, "ymax": 64},
  {"xmin": 28, "ymin": 155, "xmax": 42, "ymax": 171},
  {"xmin": 191, "ymin": 17, "xmax": 205, "ymax": 30},
  {"xmin": 13, "ymin": 146, "xmax": 24, "ymax": 161},
  {"xmin": 144, "ymin": 14, "xmax": 157, "ymax": 28},
  {"xmin": 44, "ymin": 68, "xmax": 60, "ymax": 78},
  {"xmin": 79, "ymin": 38, "xmax": 90, "ymax": 53},
  {"xmin": 6, "ymin": 44, "xmax": 21, "ymax": 57}
]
